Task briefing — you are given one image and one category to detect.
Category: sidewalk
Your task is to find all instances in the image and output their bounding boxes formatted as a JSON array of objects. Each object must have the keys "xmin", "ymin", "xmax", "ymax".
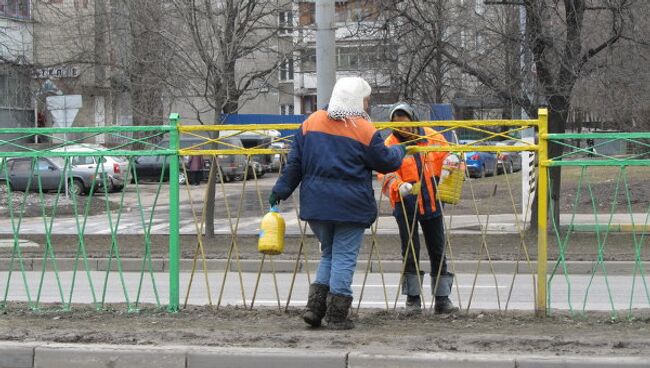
[
  {"xmin": 0, "ymin": 213, "xmax": 647, "ymax": 235},
  {"xmin": 0, "ymin": 257, "xmax": 640, "ymax": 274},
  {"xmin": 1, "ymin": 342, "xmax": 647, "ymax": 368}
]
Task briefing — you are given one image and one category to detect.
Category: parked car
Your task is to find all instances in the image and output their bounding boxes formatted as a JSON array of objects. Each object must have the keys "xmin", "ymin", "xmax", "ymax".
[
  {"xmin": 133, "ymin": 136, "xmax": 247, "ymax": 183},
  {"xmin": 246, "ymin": 160, "xmax": 265, "ymax": 179},
  {"xmin": 495, "ymin": 140, "xmax": 523, "ymax": 174},
  {"xmin": 2, "ymin": 156, "xmax": 109, "ymax": 196},
  {"xmin": 269, "ymin": 142, "xmax": 288, "ymax": 172},
  {"xmin": 132, "ymin": 155, "xmax": 189, "ymax": 184},
  {"xmin": 51, "ymin": 144, "xmax": 129, "ymax": 192},
  {"xmin": 461, "ymin": 140, "xmax": 498, "ymax": 178}
]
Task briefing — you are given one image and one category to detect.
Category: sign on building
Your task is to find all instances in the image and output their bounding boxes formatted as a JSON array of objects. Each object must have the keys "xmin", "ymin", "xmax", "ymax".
[{"xmin": 34, "ymin": 66, "xmax": 80, "ymax": 79}]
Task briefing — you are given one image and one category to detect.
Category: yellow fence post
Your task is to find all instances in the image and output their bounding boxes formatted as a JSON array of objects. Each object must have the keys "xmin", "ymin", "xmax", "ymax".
[{"xmin": 536, "ymin": 108, "xmax": 549, "ymax": 317}]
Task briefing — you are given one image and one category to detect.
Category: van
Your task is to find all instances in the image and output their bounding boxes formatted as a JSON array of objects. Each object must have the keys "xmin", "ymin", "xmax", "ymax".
[
  {"xmin": 184, "ymin": 135, "xmax": 247, "ymax": 182},
  {"xmin": 133, "ymin": 135, "xmax": 246, "ymax": 183}
]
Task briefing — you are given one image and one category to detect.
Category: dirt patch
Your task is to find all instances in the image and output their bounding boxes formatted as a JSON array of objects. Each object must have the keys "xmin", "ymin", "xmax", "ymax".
[
  {"xmin": 1, "ymin": 304, "xmax": 649, "ymax": 356},
  {"xmin": 0, "ymin": 184, "xmax": 119, "ymax": 217}
]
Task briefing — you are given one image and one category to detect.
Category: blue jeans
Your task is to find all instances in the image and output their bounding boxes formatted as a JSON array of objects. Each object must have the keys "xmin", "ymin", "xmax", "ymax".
[{"xmin": 308, "ymin": 220, "xmax": 365, "ymax": 297}]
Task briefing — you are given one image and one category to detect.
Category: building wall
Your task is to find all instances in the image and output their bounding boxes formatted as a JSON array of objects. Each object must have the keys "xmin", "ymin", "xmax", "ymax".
[
  {"xmin": 1, "ymin": 3, "xmax": 34, "ymax": 130},
  {"xmin": 32, "ymin": 0, "xmax": 110, "ymax": 133}
]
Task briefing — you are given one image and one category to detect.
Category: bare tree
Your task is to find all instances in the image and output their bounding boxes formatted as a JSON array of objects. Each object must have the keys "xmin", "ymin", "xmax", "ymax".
[
  {"xmin": 166, "ymin": 0, "xmax": 292, "ymax": 236},
  {"xmin": 368, "ymin": 1, "xmax": 459, "ymax": 104},
  {"xmin": 384, "ymin": 0, "xmax": 642, "ymax": 225},
  {"xmin": 108, "ymin": 0, "xmax": 169, "ymax": 147}
]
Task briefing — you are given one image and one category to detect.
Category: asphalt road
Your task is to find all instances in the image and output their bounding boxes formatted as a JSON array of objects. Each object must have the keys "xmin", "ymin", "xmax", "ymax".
[{"xmin": 2, "ymin": 270, "xmax": 647, "ymax": 312}]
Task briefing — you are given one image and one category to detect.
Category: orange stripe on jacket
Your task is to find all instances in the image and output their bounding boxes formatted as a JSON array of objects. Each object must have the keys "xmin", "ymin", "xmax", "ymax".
[{"xmin": 302, "ymin": 110, "xmax": 376, "ymax": 146}]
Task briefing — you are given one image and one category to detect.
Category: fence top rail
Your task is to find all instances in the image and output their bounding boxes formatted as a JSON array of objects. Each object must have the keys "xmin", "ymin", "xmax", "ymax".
[
  {"xmin": 546, "ymin": 132, "xmax": 650, "ymax": 140},
  {"xmin": 0, "ymin": 149, "xmax": 175, "ymax": 158},
  {"xmin": 0, "ymin": 126, "xmax": 174, "ymax": 135},
  {"xmin": 177, "ymin": 142, "xmax": 539, "ymax": 156},
  {"xmin": 178, "ymin": 119, "xmax": 541, "ymax": 133},
  {"xmin": 544, "ymin": 159, "xmax": 650, "ymax": 167}
]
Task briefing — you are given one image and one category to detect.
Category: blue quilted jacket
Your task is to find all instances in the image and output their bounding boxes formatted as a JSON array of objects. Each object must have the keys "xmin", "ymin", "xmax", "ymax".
[{"xmin": 272, "ymin": 110, "xmax": 405, "ymax": 227}]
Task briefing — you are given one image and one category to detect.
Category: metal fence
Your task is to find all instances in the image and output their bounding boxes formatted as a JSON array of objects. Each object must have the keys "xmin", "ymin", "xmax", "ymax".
[{"xmin": 1, "ymin": 110, "xmax": 648, "ymax": 318}]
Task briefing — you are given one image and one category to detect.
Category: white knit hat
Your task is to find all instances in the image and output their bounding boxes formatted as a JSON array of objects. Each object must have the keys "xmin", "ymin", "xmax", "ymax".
[{"xmin": 327, "ymin": 77, "xmax": 371, "ymax": 121}]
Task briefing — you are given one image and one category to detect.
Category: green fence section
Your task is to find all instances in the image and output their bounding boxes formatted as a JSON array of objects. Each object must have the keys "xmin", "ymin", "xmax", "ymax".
[
  {"xmin": 3, "ymin": 112, "xmax": 650, "ymax": 319},
  {"xmin": 543, "ymin": 132, "xmax": 650, "ymax": 319},
  {"xmin": 0, "ymin": 117, "xmax": 178, "ymax": 312}
]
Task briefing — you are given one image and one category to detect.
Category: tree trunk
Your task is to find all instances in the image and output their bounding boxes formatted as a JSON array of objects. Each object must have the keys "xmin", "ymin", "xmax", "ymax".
[{"xmin": 204, "ymin": 107, "xmax": 223, "ymax": 238}]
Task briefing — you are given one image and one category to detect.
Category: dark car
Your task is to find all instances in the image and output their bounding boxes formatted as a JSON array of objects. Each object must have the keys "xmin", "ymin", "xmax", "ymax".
[
  {"xmin": 133, "ymin": 136, "xmax": 247, "ymax": 183},
  {"xmin": 131, "ymin": 155, "xmax": 189, "ymax": 184},
  {"xmin": 1, "ymin": 157, "xmax": 108, "ymax": 196},
  {"xmin": 495, "ymin": 140, "xmax": 524, "ymax": 174}
]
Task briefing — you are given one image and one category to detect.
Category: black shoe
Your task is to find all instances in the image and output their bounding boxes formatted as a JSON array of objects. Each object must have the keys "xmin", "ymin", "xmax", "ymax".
[
  {"xmin": 405, "ymin": 295, "xmax": 422, "ymax": 313},
  {"xmin": 434, "ymin": 296, "xmax": 459, "ymax": 314}
]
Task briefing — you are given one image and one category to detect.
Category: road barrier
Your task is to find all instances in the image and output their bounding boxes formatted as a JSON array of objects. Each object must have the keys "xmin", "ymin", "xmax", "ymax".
[{"xmin": 1, "ymin": 110, "xmax": 648, "ymax": 319}]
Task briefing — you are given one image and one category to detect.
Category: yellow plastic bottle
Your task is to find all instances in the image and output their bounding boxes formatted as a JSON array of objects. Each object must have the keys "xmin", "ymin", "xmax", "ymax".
[
  {"xmin": 258, "ymin": 205, "xmax": 285, "ymax": 255},
  {"xmin": 437, "ymin": 153, "xmax": 465, "ymax": 205}
]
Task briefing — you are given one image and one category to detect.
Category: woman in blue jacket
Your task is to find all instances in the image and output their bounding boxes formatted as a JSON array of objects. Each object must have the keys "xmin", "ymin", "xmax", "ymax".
[{"xmin": 270, "ymin": 77, "xmax": 405, "ymax": 329}]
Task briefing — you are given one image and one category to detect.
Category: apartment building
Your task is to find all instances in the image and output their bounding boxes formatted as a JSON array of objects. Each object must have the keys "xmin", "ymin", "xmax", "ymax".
[{"xmin": 286, "ymin": 0, "xmax": 397, "ymax": 115}]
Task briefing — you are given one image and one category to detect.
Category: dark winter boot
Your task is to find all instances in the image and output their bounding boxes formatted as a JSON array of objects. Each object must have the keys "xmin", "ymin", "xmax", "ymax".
[
  {"xmin": 405, "ymin": 295, "xmax": 422, "ymax": 313},
  {"xmin": 303, "ymin": 283, "xmax": 329, "ymax": 327},
  {"xmin": 325, "ymin": 293, "xmax": 355, "ymax": 330},
  {"xmin": 402, "ymin": 272, "xmax": 424, "ymax": 313},
  {"xmin": 432, "ymin": 273, "xmax": 459, "ymax": 314}
]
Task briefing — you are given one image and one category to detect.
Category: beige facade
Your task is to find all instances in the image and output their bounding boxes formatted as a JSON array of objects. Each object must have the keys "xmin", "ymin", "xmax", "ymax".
[{"xmin": 31, "ymin": 0, "xmax": 122, "ymax": 143}]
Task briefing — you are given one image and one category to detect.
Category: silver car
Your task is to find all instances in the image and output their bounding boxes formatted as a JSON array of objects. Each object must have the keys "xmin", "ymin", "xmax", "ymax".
[
  {"xmin": 51, "ymin": 144, "xmax": 129, "ymax": 192},
  {"xmin": 1, "ymin": 156, "xmax": 108, "ymax": 196}
]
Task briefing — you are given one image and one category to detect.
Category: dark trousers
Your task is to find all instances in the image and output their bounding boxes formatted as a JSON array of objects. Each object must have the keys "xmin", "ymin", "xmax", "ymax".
[
  {"xmin": 189, "ymin": 171, "xmax": 202, "ymax": 185},
  {"xmin": 396, "ymin": 213, "xmax": 447, "ymax": 277}
]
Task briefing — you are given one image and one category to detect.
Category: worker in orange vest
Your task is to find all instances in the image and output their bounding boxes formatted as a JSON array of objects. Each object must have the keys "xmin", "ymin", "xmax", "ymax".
[{"xmin": 378, "ymin": 102, "xmax": 459, "ymax": 314}]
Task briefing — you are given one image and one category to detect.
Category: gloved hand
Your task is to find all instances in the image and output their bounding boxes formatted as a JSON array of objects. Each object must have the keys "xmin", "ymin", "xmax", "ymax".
[
  {"xmin": 394, "ymin": 144, "xmax": 407, "ymax": 156},
  {"xmin": 268, "ymin": 192, "xmax": 279, "ymax": 207},
  {"xmin": 399, "ymin": 182, "xmax": 413, "ymax": 197},
  {"xmin": 440, "ymin": 154, "xmax": 461, "ymax": 183}
]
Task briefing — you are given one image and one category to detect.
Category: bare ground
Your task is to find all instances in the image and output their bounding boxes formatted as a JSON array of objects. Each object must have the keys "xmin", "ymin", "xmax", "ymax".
[
  {"xmin": 1, "ymin": 304, "xmax": 649, "ymax": 356},
  {"xmin": 1, "ymin": 168, "xmax": 649, "ymax": 355}
]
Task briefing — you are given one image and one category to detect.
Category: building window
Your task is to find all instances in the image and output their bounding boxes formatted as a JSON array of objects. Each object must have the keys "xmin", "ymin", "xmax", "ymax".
[
  {"xmin": 0, "ymin": 64, "xmax": 31, "ymax": 109},
  {"xmin": 300, "ymin": 48, "xmax": 316, "ymax": 73},
  {"xmin": 337, "ymin": 47, "xmax": 359, "ymax": 70},
  {"xmin": 302, "ymin": 95, "xmax": 317, "ymax": 114},
  {"xmin": 279, "ymin": 10, "xmax": 293, "ymax": 35},
  {"xmin": 74, "ymin": 0, "xmax": 89, "ymax": 9},
  {"xmin": 299, "ymin": 2, "xmax": 315, "ymax": 26},
  {"xmin": 0, "ymin": 0, "xmax": 31, "ymax": 19},
  {"xmin": 475, "ymin": 31, "xmax": 484, "ymax": 49},
  {"xmin": 279, "ymin": 58, "xmax": 294, "ymax": 81},
  {"xmin": 280, "ymin": 104, "xmax": 294, "ymax": 115},
  {"xmin": 475, "ymin": 0, "xmax": 486, "ymax": 15}
]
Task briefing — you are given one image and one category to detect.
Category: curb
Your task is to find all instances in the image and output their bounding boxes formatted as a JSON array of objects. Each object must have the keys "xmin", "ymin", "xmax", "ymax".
[
  {"xmin": 0, "ymin": 342, "xmax": 648, "ymax": 368},
  {"xmin": 0, "ymin": 258, "xmax": 641, "ymax": 274}
]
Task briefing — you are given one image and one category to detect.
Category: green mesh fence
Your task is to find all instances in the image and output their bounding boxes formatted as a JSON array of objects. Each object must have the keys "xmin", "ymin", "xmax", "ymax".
[
  {"xmin": 545, "ymin": 133, "xmax": 650, "ymax": 319},
  {"xmin": 0, "ymin": 118, "xmax": 178, "ymax": 311}
]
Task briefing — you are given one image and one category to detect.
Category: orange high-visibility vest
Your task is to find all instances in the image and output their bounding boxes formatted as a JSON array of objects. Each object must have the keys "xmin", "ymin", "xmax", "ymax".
[{"xmin": 377, "ymin": 127, "xmax": 448, "ymax": 214}]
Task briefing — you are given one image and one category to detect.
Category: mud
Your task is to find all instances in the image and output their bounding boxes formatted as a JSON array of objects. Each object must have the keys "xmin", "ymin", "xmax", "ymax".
[{"xmin": 1, "ymin": 304, "xmax": 649, "ymax": 356}]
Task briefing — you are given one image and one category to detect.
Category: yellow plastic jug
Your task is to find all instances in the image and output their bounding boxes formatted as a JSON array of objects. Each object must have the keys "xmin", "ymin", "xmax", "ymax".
[
  {"xmin": 437, "ymin": 157, "xmax": 465, "ymax": 205},
  {"xmin": 258, "ymin": 206, "xmax": 285, "ymax": 255}
]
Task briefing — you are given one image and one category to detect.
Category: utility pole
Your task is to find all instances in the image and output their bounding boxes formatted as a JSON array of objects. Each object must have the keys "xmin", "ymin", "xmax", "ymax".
[{"xmin": 316, "ymin": 0, "xmax": 336, "ymax": 108}]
